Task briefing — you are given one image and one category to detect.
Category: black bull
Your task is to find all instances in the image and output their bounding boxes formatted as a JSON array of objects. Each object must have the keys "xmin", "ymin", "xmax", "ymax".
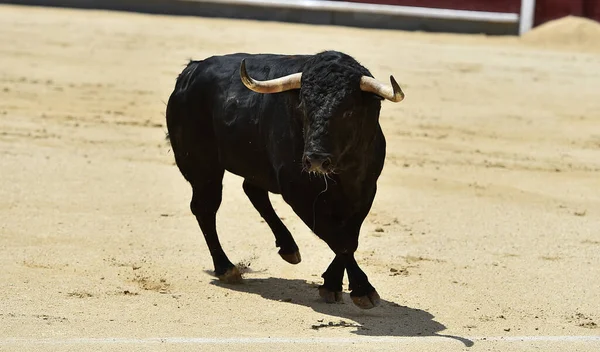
[{"xmin": 166, "ymin": 50, "xmax": 404, "ymax": 309}]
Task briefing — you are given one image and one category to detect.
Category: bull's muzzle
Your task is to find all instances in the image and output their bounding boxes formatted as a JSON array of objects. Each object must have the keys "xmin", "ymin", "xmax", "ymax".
[{"xmin": 303, "ymin": 152, "xmax": 333, "ymax": 174}]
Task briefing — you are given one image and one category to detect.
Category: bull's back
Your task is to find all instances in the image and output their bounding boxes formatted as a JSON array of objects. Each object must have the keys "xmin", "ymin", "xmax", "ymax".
[{"xmin": 167, "ymin": 53, "xmax": 310, "ymax": 192}]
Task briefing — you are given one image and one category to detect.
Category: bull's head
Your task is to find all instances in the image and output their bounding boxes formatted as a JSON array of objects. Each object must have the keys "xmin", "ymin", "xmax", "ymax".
[{"xmin": 240, "ymin": 52, "xmax": 404, "ymax": 175}]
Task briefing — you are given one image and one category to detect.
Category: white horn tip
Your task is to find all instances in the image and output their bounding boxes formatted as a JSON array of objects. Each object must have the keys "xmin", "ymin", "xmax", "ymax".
[{"xmin": 390, "ymin": 75, "xmax": 405, "ymax": 102}]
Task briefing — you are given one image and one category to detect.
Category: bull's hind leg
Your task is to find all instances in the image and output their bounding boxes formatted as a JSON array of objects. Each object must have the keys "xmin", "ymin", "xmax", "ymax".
[
  {"xmin": 166, "ymin": 88, "xmax": 240, "ymax": 284},
  {"xmin": 190, "ymin": 171, "xmax": 242, "ymax": 283},
  {"xmin": 242, "ymin": 180, "xmax": 301, "ymax": 264}
]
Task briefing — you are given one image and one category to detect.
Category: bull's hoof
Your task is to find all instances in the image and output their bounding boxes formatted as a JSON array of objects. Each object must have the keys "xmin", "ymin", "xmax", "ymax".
[
  {"xmin": 318, "ymin": 286, "xmax": 343, "ymax": 303},
  {"xmin": 351, "ymin": 290, "xmax": 381, "ymax": 309},
  {"xmin": 279, "ymin": 250, "xmax": 301, "ymax": 265},
  {"xmin": 217, "ymin": 266, "xmax": 243, "ymax": 284}
]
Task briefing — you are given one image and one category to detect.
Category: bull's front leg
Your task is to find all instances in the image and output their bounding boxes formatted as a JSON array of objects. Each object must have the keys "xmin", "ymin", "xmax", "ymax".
[
  {"xmin": 320, "ymin": 253, "xmax": 380, "ymax": 309},
  {"xmin": 280, "ymin": 176, "xmax": 380, "ymax": 308},
  {"xmin": 345, "ymin": 254, "xmax": 380, "ymax": 309},
  {"xmin": 321, "ymin": 209, "xmax": 380, "ymax": 309},
  {"xmin": 315, "ymin": 223, "xmax": 382, "ymax": 308},
  {"xmin": 319, "ymin": 255, "xmax": 344, "ymax": 303}
]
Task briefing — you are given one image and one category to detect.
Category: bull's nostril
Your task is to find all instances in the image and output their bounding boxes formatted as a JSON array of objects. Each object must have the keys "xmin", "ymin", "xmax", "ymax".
[
  {"xmin": 321, "ymin": 158, "xmax": 332, "ymax": 170},
  {"xmin": 303, "ymin": 156, "xmax": 312, "ymax": 170}
]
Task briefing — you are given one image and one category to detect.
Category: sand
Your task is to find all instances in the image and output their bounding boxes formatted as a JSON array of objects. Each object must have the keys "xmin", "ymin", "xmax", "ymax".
[
  {"xmin": 522, "ymin": 15, "xmax": 600, "ymax": 51},
  {"xmin": 0, "ymin": 4, "xmax": 599, "ymax": 352}
]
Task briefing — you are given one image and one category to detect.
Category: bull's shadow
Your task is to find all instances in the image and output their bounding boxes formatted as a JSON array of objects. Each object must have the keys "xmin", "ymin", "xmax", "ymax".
[{"xmin": 209, "ymin": 276, "xmax": 473, "ymax": 347}]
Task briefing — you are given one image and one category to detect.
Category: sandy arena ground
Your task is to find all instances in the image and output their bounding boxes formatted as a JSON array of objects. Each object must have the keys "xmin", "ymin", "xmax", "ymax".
[{"xmin": 0, "ymin": 4, "xmax": 599, "ymax": 351}]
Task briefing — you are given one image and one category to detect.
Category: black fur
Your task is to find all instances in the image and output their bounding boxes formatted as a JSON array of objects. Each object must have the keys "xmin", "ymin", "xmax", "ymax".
[{"xmin": 166, "ymin": 51, "xmax": 387, "ymax": 306}]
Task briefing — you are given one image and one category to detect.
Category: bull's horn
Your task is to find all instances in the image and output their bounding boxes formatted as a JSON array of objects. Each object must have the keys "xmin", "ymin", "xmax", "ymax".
[
  {"xmin": 240, "ymin": 59, "xmax": 302, "ymax": 94},
  {"xmin": 360, "ymin": 75, "xmax": 405, "ymax": 102}
]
